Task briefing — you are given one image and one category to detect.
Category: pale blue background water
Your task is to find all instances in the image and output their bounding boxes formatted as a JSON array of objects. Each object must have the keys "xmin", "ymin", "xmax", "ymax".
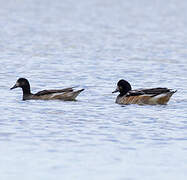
[{"xmin": 0, "ymin": 0, "xmax": 187, "ymax": 179}]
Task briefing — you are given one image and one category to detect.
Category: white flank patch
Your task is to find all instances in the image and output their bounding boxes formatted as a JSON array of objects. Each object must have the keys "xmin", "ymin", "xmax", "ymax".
[
  {"xmin": 152, "ymin": 93, "xmax": 168, "ymax": 100},
  {"xmin": 50, "ymin": 93, "xmax": 64, "ymax": 98}
]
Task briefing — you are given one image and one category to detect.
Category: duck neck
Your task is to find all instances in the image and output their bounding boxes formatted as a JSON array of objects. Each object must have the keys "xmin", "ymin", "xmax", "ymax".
[
  {"xmin": 119, "ymin": 91, "xmax": 128, "ymax": 97},
  {"xmin": 21, "ymin": 85, "xmax": 31, "ymax": 95}
]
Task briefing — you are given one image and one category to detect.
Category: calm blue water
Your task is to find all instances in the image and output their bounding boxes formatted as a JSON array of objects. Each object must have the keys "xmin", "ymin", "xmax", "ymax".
[{"xmin": 0, "ymin": 0, "xmax": 187, "ymax": 179}]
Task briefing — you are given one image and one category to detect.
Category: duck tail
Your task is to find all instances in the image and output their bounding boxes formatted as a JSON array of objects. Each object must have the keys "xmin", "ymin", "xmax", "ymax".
[
  {"xmin": 76, "ymin": 88, "xmax": 84, "ymax": 94},
  {"xmin": 154, "ymin": 89, "xmax": 177, "ymax": 104},
  {"xmin": 171, "ymin": 89, "xmax": 177, "ymax": 94},
  {"xmin": 71, "ymin": 89, "xmax": 85, "ymax": 100},
  {"xmin": 168, "ymin": 89, "xmax": 177, "ymax": 97}
]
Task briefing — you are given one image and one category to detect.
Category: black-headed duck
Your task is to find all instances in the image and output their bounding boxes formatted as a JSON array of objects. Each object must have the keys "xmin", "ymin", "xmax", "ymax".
[
  {"xmin": 112, "ymin": 79, "xmax": 176, "ymax": 105},
  {"xmin": 10, "ymin": 78, "xmax": 84, "ymax": 101}
]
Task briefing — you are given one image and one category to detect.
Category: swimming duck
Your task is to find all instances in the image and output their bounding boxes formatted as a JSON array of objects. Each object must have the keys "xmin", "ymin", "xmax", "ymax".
[
  {"xmin": 112, "ymin": 79, "xmax": 176, "ymax": 105},
  {"xmin": 10, "ymin": 78, "xmax": 84, "ymax": 101}
]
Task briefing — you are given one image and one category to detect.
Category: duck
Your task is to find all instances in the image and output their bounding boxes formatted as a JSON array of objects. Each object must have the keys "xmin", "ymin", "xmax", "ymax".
[
  {"xmin": 112, "ymin": 79, "xmax": 176, "ymax": 105},
  {"xmin": 10, "ymin": 78, "xmax": 84, "ymax": 101}
]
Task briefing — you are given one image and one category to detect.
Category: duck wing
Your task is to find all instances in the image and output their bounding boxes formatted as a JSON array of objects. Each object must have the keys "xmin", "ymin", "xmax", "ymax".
[
  {"xmin": 126, "ymin": 88, "xmax": 171, "ymax": 97},
  {"xmin": 34, "ymin": 87, "xmax": 74, "ymax": 96},
  {"xmin": 141, "ymin": 88, "xmax": 171, "ymax": 96}
]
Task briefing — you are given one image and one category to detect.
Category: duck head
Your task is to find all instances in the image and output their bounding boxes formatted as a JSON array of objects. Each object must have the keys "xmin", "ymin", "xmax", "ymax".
[
  {"xmin": 10, "ymin": 78, "xmax": 31, "ymax": 94},
  {"xmin": 112, "ymin": 79, "xmax": 132, "ymax": 96}
]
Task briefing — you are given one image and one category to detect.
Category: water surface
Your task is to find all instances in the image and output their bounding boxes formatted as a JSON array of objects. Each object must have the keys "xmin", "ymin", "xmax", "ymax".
[{"xmin": 0, "ymin": 0, "xmax": 187, "ymax": 179}]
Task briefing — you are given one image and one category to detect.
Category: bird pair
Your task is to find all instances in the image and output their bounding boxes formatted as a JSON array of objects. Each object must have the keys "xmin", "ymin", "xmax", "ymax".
[{"xmin": 11, "ymin": 78, "xmax": 176, "ymax": 105}]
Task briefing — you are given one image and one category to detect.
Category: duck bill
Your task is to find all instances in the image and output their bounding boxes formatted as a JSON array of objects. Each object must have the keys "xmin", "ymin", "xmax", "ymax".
[
  {"xmin": 112, "ymin": 87, "xmax": 119, "ymax": 93},
  {"xmin": 10, "ymin": 84, "xmax": 18, "ymax": 90}
]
